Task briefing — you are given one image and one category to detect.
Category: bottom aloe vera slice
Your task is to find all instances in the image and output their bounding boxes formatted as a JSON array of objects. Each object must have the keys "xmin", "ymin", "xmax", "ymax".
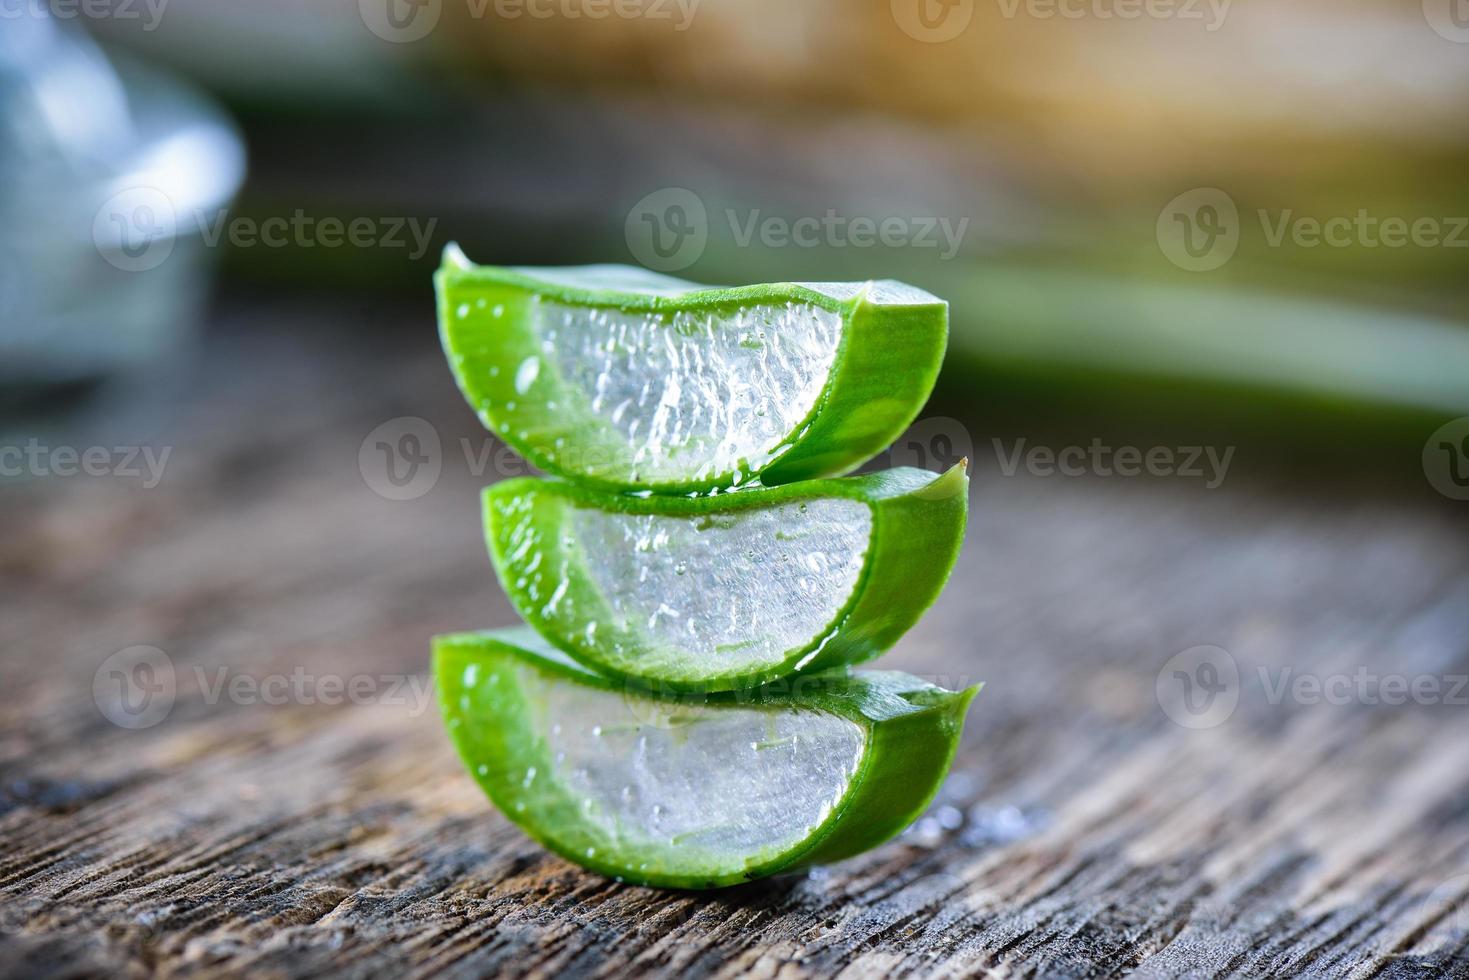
[
  {"xmin": 436, "ymin": 629, "xmax": 978, "ymax": 889},
  {"xmin": 484, "ymin": 463, "xmax": 968, "ymax": 692}
]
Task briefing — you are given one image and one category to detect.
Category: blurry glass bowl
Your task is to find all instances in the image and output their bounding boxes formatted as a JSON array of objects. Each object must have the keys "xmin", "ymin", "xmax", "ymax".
[{"xmin": 0, "ymin": 12, "xmax": 244, "ymax": 396}]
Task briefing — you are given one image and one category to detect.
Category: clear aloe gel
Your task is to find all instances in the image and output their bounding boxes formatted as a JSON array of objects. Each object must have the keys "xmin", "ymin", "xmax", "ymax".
[{"xmin": 436, "ymin": 246, "xmax": 948, "ymax": 493}]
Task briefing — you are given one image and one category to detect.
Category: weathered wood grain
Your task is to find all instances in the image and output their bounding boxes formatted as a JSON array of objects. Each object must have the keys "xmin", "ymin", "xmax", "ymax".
[{"xmin": 3, "ymin": 297, "xmax": 1468, "ymax": 978}]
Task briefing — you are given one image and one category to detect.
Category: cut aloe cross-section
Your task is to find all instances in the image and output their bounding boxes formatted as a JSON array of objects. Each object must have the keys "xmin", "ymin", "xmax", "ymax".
[
  {"xmin": 484, "ymin": 463, "xmax": 967, "ymax": 692},
  {"xmin": 435, "ymin": 628, "xmax": 977, "ymax": 889},
  {"xmin": 437, "ymin": 246, "xmax": 948, "ymax": 492}
]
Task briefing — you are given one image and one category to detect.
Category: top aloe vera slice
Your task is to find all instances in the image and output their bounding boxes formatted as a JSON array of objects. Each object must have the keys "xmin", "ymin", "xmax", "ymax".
[
  {"xmin": 485, "ymin": 463, "xmax": 967, "ymax": 692},
  {"xmin": 436, "ymin": 245, "xmax": 948, "ymax": 492},
  {"xmin": 436, "ymin": 628, "xmax": 978, "ymax": 889}
]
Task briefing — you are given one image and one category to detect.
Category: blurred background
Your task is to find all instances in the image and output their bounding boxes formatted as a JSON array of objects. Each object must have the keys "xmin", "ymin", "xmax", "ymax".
[
  {"xmin": 3, "ymin": 0, "xmax": 1467, "ymax": 465},
  {"xmin": 4, "ymin": 5, "xmax": 1469, "ymax": 969}
]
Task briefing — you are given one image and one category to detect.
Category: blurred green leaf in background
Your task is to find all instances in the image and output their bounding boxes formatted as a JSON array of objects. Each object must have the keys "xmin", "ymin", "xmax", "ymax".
[{"xmin": 34, "ymin": 0, "xmax": 1469, "ymax": 466}]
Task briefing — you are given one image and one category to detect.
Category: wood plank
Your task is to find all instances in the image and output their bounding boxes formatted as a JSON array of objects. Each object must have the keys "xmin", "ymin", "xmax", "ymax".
[{"xmin": 3, "ymin": 297, "xmax": 1468, "ymax": 977}]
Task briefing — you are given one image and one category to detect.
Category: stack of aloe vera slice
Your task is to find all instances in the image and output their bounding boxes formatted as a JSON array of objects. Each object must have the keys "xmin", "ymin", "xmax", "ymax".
[{"xmin": 433, "ymin": 245, "xmax": 975, "ymax": 889}]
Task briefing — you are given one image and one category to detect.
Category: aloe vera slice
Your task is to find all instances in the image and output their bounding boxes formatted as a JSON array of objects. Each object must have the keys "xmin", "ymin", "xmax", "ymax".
[
  {"xmin": 484, "ymin": 464, "xmax": 967, "ymax": 692},
  {"xmin": 435, "ymin": 628, "xmax": 977, "ymax": 889},
  {"xmin": 436, "ymin": 246, "xmax": 947, "ymax": 492}
]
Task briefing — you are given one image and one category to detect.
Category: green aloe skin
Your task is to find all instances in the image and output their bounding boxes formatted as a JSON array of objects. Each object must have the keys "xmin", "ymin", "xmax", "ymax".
[
  {"xmin": 432, "ymin": 248, "xmax": 973, "ymax": 888},
  {"xmin": 484, "ymin": 464, "xmax": 968, "ymax": 692},
  {"xmin": 436, "ymin": 245, "xmax": 948, "ymax": 493},
  {"xmin": 436, "ymin": 630, "xmax": 978, "ymax": 890}
]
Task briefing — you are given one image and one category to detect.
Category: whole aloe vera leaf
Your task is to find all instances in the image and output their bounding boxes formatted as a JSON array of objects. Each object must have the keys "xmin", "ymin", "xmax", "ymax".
[
  {"xmin": 435, "ymin": 628, "xmax": 978, "ymax": 889},
  {"xmin": 483, "ymin": 464, "xmax": 967, "ymax": 692},
  {"xmin": 436, "ymin": 245, "xmax": 947, "ymax": 493}
]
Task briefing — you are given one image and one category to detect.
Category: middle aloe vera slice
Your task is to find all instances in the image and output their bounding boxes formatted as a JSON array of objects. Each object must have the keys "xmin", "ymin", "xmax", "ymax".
[{"xmin": 484, "ymin": 464, "xmax": 968, "ymax": 692}]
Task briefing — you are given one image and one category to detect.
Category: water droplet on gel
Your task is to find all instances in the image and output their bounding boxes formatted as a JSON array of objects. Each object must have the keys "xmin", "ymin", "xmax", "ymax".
[{"xmin": 515, "ymin": 356, "xmax": 540, "ymax": 394}]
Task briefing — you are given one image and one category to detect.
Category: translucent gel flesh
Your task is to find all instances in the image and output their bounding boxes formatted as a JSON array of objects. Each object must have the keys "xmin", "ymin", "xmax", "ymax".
[
  {"xmin": 566, "ymin": 497, "xmax": 871, "ymax": 675},
  {"xmin": 516, "ymin": 661, "xmax": 866, "ymax": 862},
  {"xmin": 534, "ymin": 299, "xmax": 843, "ymax": 484}
]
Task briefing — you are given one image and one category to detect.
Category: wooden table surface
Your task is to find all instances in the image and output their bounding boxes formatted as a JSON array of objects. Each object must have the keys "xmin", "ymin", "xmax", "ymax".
[{"xmin": 4, "ymin": 294, "xmax": 1469, "ymax": 978}]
